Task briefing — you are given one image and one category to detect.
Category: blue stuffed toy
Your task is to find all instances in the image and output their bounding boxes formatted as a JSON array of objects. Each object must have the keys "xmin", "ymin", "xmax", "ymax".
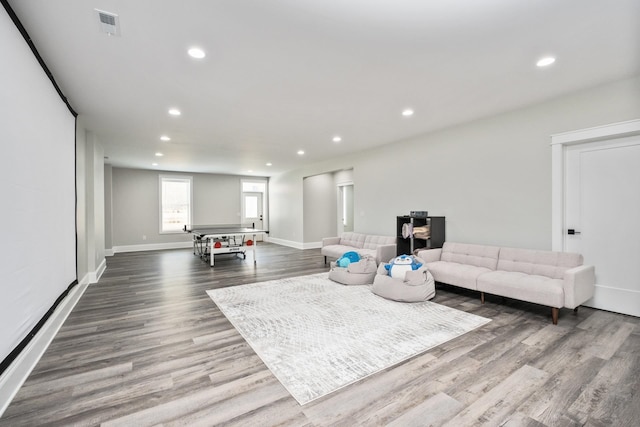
[
  {"xmin": 385, "ymin": 254, "xmax": 423, "ymax": 279},
  {"xmin": 336, "ymin": 251, "xmax": 361, "ymax": 268}
]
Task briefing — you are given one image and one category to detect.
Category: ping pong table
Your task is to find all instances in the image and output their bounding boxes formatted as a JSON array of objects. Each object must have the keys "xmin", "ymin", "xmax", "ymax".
[{"xmin": 184, "ymin": 224, "xmax": 268, "ymax": 267}]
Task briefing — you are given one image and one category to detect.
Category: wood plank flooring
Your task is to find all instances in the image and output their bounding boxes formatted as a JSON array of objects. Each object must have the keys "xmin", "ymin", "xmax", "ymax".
[{"xmin": 1, "ymin": 244, "xmax": 638, "ymax": 426}]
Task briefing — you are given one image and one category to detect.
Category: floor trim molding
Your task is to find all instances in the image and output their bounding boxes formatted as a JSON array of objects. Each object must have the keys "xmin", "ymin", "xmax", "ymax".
[
  {"xmin": 112, "ymin": 241, "xmax": 192, "ymax": 253},
  {"xmin": 266, "ymin": 237, "xmax": 319, "ymax": 250}
]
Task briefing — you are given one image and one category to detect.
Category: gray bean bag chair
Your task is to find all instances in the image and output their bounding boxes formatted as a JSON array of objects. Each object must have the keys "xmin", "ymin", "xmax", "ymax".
[
  {"xmin": 372, "ymin": 260, "xmax": 435, "ymax": 302},
  {"xmin": 328, "ymin": 256, "xmax": 378, "ymax": 285}
]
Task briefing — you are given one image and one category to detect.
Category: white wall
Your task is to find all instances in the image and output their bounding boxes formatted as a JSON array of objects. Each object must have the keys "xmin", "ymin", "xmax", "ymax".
[
  {"xmin": 267, "ymin": 171, "xmax": 304, "ymax": 246},
  {"xmin": 303, "ymin": 174, "xmax": 337, "ymax": 244},
  {"xmin": 334, "ymin": 169, "xmax": 353, "ymax": 186},
  {"xmin": 104, "ymin": 164, "xmax": 113, "ymax": 253},
  {"xmin": 193, "ymin": 174, "xmax": 243, "ymax": 225},
  {"xmin": 110, "ymin": 168, "xmax": 263, "ymax": 248},
  {"xmin": 269, "ymin": 75, "xmax": 640, "ymax": 250},
  {"xmin": 87, "ymin": 132, "xmax": 105, "ymax": 273},
  {"xmin": 76, "ymin": 126, "xmax": 88, "ymax": 281},
  {"xmin": 76, "ymin": 124, "xmax": 106, "ymax": 284}
]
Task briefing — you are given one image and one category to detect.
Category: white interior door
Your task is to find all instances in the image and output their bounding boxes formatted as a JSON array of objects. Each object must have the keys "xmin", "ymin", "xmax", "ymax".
[
  {"xmin": 564, "ymin": 135, "xmax": 640, "ymax": 317},
  {"xmin": 242, "ymin": 192, "xmax": 264, "ymax": 241}
]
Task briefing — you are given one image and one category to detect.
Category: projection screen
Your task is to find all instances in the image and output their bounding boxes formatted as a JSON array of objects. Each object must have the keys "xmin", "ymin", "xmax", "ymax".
[{"xmin": 0, "ymin": 5, "xmax": 77, "ymax": 369}]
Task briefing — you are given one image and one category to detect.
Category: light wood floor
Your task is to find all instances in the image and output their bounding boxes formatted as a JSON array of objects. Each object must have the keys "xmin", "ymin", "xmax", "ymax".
[{"xmin": 1, "ymin": 244, "xmax": 638, "ymax": 426}]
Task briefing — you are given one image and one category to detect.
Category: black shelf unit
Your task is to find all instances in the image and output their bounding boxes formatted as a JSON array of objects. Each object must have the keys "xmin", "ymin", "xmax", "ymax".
[{"xmin": 396, "ymin": 215, "xmax": 445, "ymax": 256}]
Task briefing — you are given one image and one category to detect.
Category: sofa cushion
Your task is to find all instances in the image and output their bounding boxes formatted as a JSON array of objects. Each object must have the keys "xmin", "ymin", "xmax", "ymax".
[
  {"xmin": 497, "ymin": 248, "xmax": 583, "ymax": 280},
  {"xmin": 440, "ymin": 242, "xmax": 500, "ymax": 270},
  {"xmin": 427, "ymin": 261, "xmax": 492, "ymax": 290},
  {"xmin": 339, "ymin": 232, "xmax": 366, "ymax": 249},
  {"xmin": 362, "ymin": 234, "xmax": 396, "ymax": 249},
  {"xmin": 321, "ymin": 245, "xmax": 376, "ymax": 261},
  {"xmin": 477, "ymin": 271, "xmax": 564, "ymax": 308}
]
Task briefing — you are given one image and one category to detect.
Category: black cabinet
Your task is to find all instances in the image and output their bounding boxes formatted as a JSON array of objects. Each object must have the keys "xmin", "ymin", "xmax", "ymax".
[{"xmin": 396, "ymin": 216, "xmax": 445, "ymax": 256}]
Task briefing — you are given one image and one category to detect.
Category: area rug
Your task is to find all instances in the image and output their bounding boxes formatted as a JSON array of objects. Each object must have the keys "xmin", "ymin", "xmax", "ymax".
[{"xmin": 206, "ymin": 273, "xmax": 490, "ymax": 405}]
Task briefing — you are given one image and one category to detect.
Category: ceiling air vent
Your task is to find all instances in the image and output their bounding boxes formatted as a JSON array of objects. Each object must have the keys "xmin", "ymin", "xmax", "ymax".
[{"xmin": 95, "ymin": 9, "xmax": 120, "ymax": 36}]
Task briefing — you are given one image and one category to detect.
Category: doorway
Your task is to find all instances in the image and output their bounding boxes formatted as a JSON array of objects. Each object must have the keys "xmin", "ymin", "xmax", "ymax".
[
  {"xmin": 337, "ymin": 183, "xmax": 354, "ymax": 234},
  {"xmin": 552, "ymin": 120, "xmax": 640, "ymax": 317},
  {"xmin": 241, "ymin": 180, "xmax": 267, "ymax": 241}
]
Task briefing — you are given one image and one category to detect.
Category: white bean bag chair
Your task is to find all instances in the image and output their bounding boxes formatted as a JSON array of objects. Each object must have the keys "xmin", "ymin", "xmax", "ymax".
[
  {"xmin": 328, "ymin": 256, "xmax": 378, "ymax": 285},
  {"xmin": 372, "ymin": 261, "xmax": 435, "ymax": 302}
]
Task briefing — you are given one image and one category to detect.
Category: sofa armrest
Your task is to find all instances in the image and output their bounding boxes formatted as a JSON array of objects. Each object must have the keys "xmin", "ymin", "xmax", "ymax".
[
  {"xmin": 563, "ymin": 265, "xmax": 596, "ymax": 309},
  {"xmin": 376, "ymin": 244, "xmax": 397, "ymax": 264},
  {"xmin": 322, "ymin": 236, "xmax": 341, "ymax": 247},
  {"xmin": 415, "ymin": 248, "xmax": 442, "ymax": 264}
]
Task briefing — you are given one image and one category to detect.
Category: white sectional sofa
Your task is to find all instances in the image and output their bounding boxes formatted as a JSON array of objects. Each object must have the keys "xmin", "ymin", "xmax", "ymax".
[
  {"xmin": 321, "ymin": 232, "xmax": 396, "ymax": 265},
  {"xmin": 416, "ymin": 242, "xmax": 596, "ymax": 324}
]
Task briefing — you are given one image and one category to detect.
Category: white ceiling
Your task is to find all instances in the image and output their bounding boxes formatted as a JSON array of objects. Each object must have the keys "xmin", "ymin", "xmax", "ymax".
[{"xmin": 9, "ymin": 0, "xmax": 640, "ymax": 176}]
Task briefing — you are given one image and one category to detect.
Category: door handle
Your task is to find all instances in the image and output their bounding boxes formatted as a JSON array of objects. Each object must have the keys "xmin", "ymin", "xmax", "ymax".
[{"xmin": 567, "ymin": 229, "xmax": 581, "ymax": 235}]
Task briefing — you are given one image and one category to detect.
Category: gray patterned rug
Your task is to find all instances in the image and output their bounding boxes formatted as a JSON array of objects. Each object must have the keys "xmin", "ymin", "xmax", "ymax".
[{"xmin": 207, "ymin": 273, "xmax": 490, "ymax": 405}]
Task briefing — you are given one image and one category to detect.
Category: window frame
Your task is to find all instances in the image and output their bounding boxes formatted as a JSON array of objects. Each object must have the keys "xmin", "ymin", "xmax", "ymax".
[{"xmin": 158, "ymin": 174, "xmax": 193, "ymax": 234}]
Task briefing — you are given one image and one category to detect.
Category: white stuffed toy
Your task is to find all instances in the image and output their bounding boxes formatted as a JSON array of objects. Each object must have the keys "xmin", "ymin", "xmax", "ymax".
[{"xmin": 384, "ymin": 254, "xmax": 423, "ymax": 279}]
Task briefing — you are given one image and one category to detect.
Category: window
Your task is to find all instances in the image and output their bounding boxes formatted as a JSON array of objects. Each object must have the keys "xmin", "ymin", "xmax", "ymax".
[
  {"xmin": 245, "ymin": 195, "xmax": 259, "ymax": 218},
  {"xmin": 242, "ymin": 181, "xmax": 266, "ymax": 193},
  {"xmin": 159, "ymin": 175, "xmax": 192, "ymax": 233}
]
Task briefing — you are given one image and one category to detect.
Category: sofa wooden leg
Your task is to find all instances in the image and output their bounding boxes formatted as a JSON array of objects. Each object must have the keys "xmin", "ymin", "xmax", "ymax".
[
  {"xmin": 573, "ymin": 307, "xmax": 579, "ymax": 314},
  {"xmin": 324, "ymin": 256, "xmax": 327, "ymax": 264},
  {"xmin": 551, "ymin": 307, "xmax": 559, "ymax": 325},
  {"xmin": 480, "ymin": 292, "xmax": 485, "ymax": 304}
]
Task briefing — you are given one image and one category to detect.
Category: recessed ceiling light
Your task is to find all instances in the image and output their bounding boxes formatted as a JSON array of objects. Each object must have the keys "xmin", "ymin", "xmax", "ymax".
[
  {"xmin": 402, "ymin": 109, "xmax": 414, "ymax": 117},
  {"xmin": 247, "ymin": 170, "xmax": 253, "ymax": 173},
  {"xmin": 536, "ymin": 56, "xmax": 556, "ymax": 67},
  {"xmin": 266, "ymin": 162, "xmax": 272, "ymax": 166},
  {"xmin": 188, "ymin": 47, "xmax": 206, "ymax": 59},
  {"xmin": 160, "ymin": 135, "xmax": 171, "ymax": 141},
  {"xmin": 333, "ymin": 136, "xmax": 342, "ymax": 143},
  {"xmin": 152, "ymin": 163, "xmax": 158, "ymax": 166},
  {"xmin": 155, "ymin": 152, "xmax": 164, "ymax": 157},
  {"xmin": 297, "ymin": 150, "xmax": 305, "ymax": 155},
  {"xmin": 168, "ymin": 108, "xmax": 181, "ymax": 116}
]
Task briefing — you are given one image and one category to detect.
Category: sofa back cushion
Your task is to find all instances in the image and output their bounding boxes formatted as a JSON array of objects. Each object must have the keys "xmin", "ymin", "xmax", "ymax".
[
  {"xmin": 339, "ymin": 232, "xmax": 366, "ymax": 249},
  {"xmin": 363, "ymin": 234, "xmax": 396, "ymax": 249},
  {"xmin": 441, "ymin": 242, "xmax": 500, "ymax": 270},
  {"xmin": 497, "ymin": 247, "xmax": 583, "ymax": 279}
]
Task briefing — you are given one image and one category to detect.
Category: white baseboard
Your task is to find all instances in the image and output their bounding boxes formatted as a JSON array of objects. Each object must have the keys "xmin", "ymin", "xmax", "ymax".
[
  {"xmin": 584, "ymin": 284, "xmax": 640, "ymax": 317},
  {"xmin": 78, "ymin": 272, "xmax": 90, "ymax": 286},
  {"xmin": 105, "ymin": 248, "xmax": 114, "ymax": 257},
  {"xmin": 91, "ymin": 258, "xmax": 107, "ymax": 284},
  {"xmin": 112, "ymin": 241, "xmax": 192, "ymax": 254},
  {"xmin": 303, "ymin": 241, "xmax": 322, "ymax": 250},
  {"xmin": 0, "ymin": 282, "xmax": 89, "ymax": 418},
  {"xmin": 266, "ymin": 237, "xmax": 302, "ymax": 249},
  {"xmin": 264, "ymin": 237, "xmax": 320, "ymax": 250},
  {"xmin": 77, "ymin": 258, "xmax": 107, "ymax": 285}
]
